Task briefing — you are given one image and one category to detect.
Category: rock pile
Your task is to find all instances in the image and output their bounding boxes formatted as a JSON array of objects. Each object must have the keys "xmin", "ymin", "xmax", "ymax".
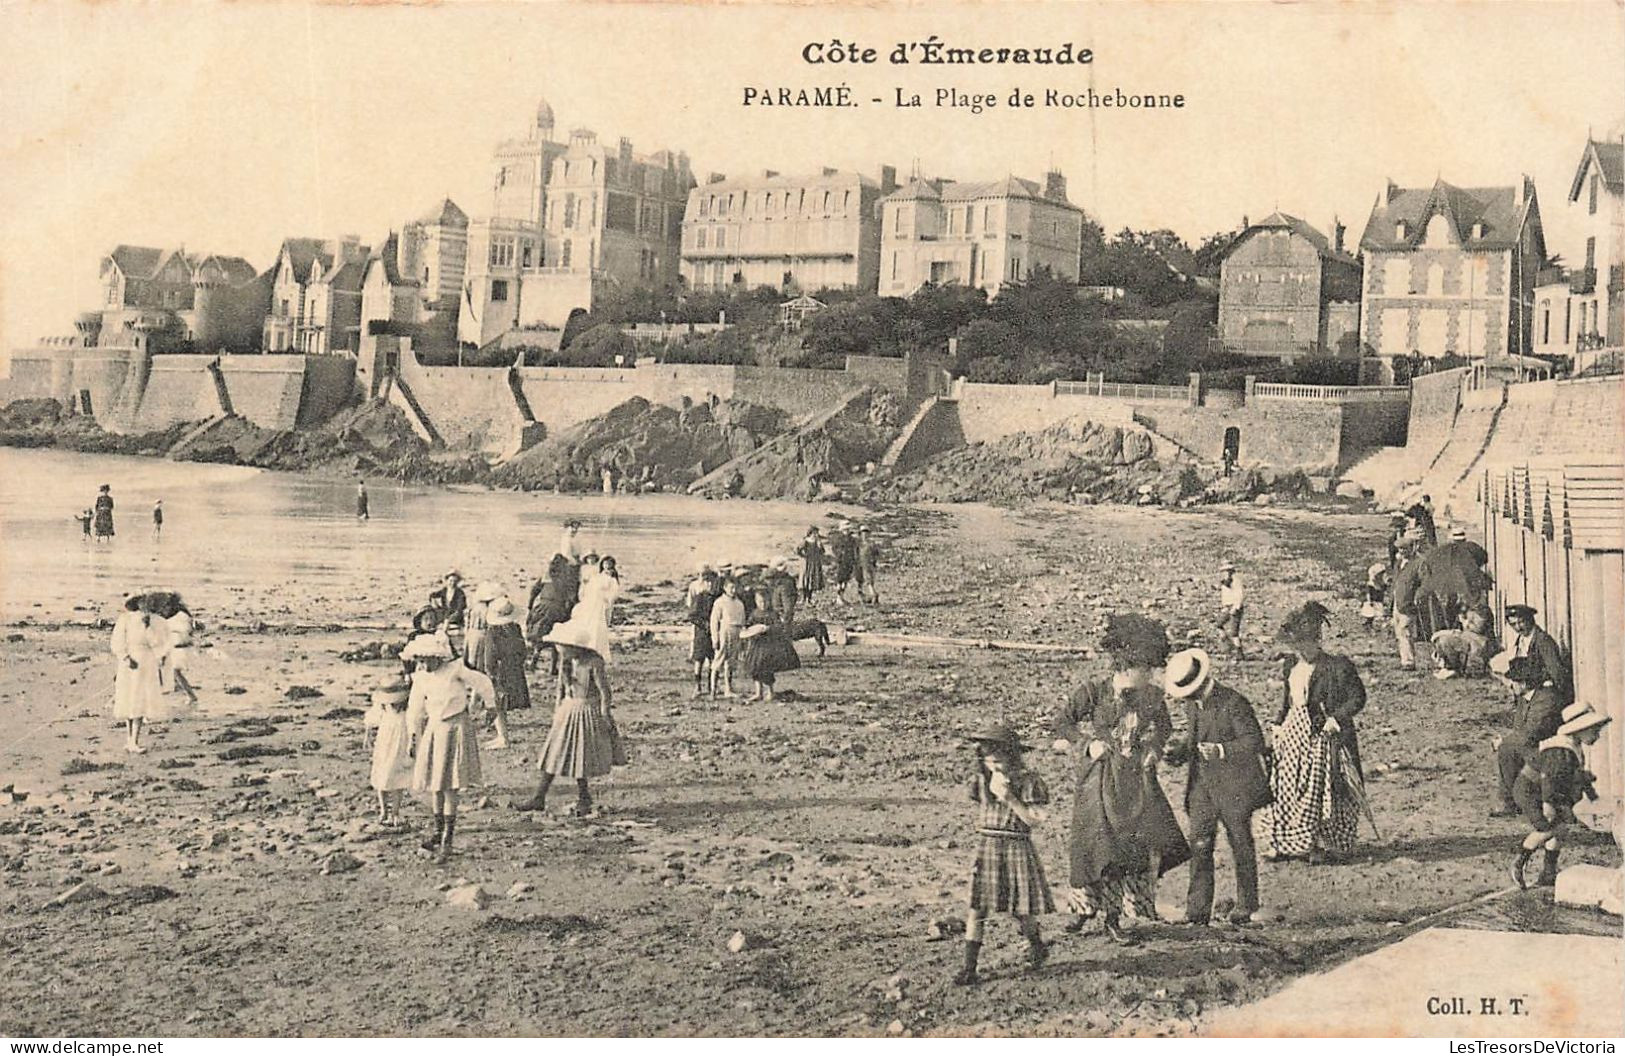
[
  {"xmin": 496, "ymin": 396, "xmax": 789, "ymax": 493},
  {"xmin": 689, "ymin": 388, "xmax": 902, "ymax": 501},
  {"xmin": 869, "ymin": 418, "xmax": 1200, "ymax": 506}
]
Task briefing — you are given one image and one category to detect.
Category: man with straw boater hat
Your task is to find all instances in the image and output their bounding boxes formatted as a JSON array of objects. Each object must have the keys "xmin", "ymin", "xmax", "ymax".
[
  {"xmin": 1509, "ymin": 701, "xmax": 1612, "ymax": 889},
  {"xmin": 1164, "ymin": 648, "xmax": 1272, "ymax": 926}
]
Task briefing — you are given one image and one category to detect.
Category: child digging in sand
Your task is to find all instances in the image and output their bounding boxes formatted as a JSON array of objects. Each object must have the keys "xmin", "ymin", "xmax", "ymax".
[{"xmin": 954, "ymin": 723, "xmax": 1054, "ymax": 986}]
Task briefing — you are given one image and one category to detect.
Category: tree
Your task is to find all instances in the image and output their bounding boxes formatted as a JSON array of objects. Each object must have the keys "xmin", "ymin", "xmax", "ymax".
[{"xmin": 1193, "ymin": 227, "xmax": 1246, "ymax": 279}]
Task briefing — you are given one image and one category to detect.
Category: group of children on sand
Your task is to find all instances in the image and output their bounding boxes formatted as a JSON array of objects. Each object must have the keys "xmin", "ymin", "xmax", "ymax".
[{"xmin": 360, "ymin": 529, "xmax": 629, "ymax": 862}]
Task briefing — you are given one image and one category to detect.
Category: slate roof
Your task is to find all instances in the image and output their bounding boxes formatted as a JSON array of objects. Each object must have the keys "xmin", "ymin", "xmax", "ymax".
[
  {"xmin": 883, "ymin": 174, "xmax": 1079, "ymax": 211},
  {"xmin": 321, "ymin": 259, "xmax": 367, "ymax": 293},
  {"xmin": 196, "ymin": 255, "xmax": 258, "ymax": 286},
  {"xmin": 1229, "ymin": 212, "xmax": 1359, "ymax": 266},
  {"xmin": 369, "ymin": 232, "xmax": 420, "ymax": 288},
  {"xmin": 1358, "ymin": 180, "xmax": 1531, "ymax": 252},
  {"xmin": 1570, "ymin": 138, "xmax": 1624, "ymax": 200},
  {"xmin": 280, "ymin": 238, "xmax": 334, "ymax": 283},
  {"xmin": 103, "ymin": 245, "xmax": 164, "ymax": 279},
  {"xmin": 417, "ymin": 198, "xmax": 469, "ymax": 228}
]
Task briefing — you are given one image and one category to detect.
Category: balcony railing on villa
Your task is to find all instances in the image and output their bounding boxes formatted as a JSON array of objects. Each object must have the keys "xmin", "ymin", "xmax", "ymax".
[
  {"xmin": 1250, "ymin": 382, "xmax": 1410, "ymax": 402},
  {"xmin": 1055, "ymin": 378, "xmax": 1190, "ymax": 402},
  {"xmin": 1570, "ymin": 267, "xmax": 1597, "ymax": 295}
]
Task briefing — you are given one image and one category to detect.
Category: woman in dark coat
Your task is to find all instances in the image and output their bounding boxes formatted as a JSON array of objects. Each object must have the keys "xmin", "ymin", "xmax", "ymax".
[
  {"xmin": 1267, "ymin": 602, "xmax": 1371, "ymax": 864},
  {"xmin": 1055, "ymin": 613, "xmax": 1190, "ymax": 944},
  {"xmin": 827, "ymin": 524, "xmax": 857, "ymax": 601},
  {"xmin": 741, "ymin": 588, "xmax": 801, "ymax": 704},
  {"xmin": 797, "ymin": 529, "xmax": 827, "ymax": 603},
  {"xmin": 92, "ymin": 485, "xmax": 115, "ymax": 542},
  {"xmin": 474, "ymin": 598, "xmax": 530, "ymax": 750},
  {"xmin": 527, "ymin": 553, "xmax": 578, "ymax": 672}
]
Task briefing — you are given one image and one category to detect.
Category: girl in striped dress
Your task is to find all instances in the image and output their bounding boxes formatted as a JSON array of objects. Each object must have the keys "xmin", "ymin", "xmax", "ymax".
[{"xmin": 955, "ymin": 723, "xmax": 1053, "ymax": 986}]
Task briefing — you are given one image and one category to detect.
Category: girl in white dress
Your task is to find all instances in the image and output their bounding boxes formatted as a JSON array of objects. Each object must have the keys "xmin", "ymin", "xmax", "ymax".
[
  {"xmin": 111, "ymin": 594, "xmax": 170, "ymax": 753},
  {"xmin": 365, "ymin": 678, "xmax": 413, "ymax": 825},
  {"xmin": 404, "ymin": 635, "xmax": 495, "ymax": 862},
  {"xmin": 160, "ymin": 593, "xmax": 201, "ymax": 709}
]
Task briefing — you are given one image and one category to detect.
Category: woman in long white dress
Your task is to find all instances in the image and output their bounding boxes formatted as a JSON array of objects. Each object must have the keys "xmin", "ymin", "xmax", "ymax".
[{"xmin": 112, "ymin": 594, "xmax": 170, "ymax": 753}]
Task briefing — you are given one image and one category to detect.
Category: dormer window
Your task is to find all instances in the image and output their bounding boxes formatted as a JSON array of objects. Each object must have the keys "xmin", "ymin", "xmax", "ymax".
[
  {"xmin": 1471, "ymin": 221, "xmax": 1485, "ymax": 240},
  {"xmin": 1395, "ymin": 221, "xmax": 1408, "ymax": 240}
]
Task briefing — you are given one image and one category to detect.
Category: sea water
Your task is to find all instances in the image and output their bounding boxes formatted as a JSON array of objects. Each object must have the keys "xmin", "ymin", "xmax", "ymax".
[{"xmin": 0, "ymin": 448, "xmax": 834, "ymax": 624}]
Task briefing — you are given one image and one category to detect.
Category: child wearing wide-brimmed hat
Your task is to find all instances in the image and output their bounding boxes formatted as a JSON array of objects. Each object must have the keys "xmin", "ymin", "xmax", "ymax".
[
  {"xmin": 365, "ymin": 677, "xmax": 413, "ymax": 826},
  {"xmin": 1509, "ymin": 701, "xmax": 1612, "ymax": 889},
  {"xmin": 953, "ymin": 723, "xmax": 1054, "ymax": 986}
]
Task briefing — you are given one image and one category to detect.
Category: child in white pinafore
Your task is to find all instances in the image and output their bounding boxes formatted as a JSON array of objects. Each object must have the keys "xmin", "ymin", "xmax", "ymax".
[{"xmin": 366, "ymin": 679, "xmax": 413, "ymax": 825}]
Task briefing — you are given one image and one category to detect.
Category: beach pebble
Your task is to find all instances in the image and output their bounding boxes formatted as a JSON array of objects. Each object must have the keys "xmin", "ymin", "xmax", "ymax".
[
  {"xmin": 320, "ymin": 851, "xmax": 362, "ymax": 875},
  {"xmin": 506, "ymin": 881, "xmax": 534, "ymax": 900},
  {"xmin": 726, "ymin": 929, "xmax": 761, "ymax": 953},
  {"xmin": 446, "ymin": 883, "xmax": 491, "ymax": 910}
]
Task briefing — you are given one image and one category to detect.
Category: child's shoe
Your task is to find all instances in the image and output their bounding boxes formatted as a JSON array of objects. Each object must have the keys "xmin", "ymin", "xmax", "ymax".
[{"xmin": 1536, "ymin": 848, "xmax": 1560, "ymax": 887}]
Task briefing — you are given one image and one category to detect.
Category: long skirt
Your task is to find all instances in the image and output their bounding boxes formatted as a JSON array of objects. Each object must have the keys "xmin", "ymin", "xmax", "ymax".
[
  {"xmin": 741, "ymin": 631, "xmax": 800, "ymax": 682},
  {"xmin": 413, "ymin": 712, "xmax": 482, "ymax": 793},
  {"xmin": 370, "ymin": 713, "xmax": 413, "ymax": 792},
  {"xmin": 970, "ymin": 833, "xmax": 1054, "ymax": 915},
  {"xmin": 689, "ymin": 623, "xmax": 714, "ymax": 662},
  {"xmin": 538, "ymin": 695, "xmax": 617, "ymax": 779},
  {"xmin": 1067, "ymin": 869, "xmax": 1160, "ymax": 921},
  {"xmin": 113, "ymin": 661, "xmax": 165, "ymax": 721},
  {"xmin": 1268, "ymin": 704, "xmax": 1363, "ymax": 857}
]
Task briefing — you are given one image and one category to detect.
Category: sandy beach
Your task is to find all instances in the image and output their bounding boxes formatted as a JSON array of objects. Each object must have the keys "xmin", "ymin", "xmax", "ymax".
[{"xmin": 1, "ymin": 493, "xmax": 1618, "ymax": 1037}]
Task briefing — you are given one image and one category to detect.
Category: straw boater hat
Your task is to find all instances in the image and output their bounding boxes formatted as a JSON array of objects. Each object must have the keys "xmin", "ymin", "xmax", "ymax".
[
  {"xmin": 1367, "ymin": 562, "xmax": 1387, "ymax": 577},
  {"xmin": 1219, "ymin": 561, "xmax": 1236, "ymax": 573},
  {"xmin": 1556, "ymin": 702, "xmax": 1611, "ymax": 737},
  {"xmin": 473, "ymin": 581, "xmax": 502, "ymax": 603},
  {"xmin": 486, "ymin": 598, "xmax": 518, "ymax": 625},
  {"xmin": 965, "ymin": 722, "xmax": 1032, "ymax": 752},
  {"xmin": 401, "ymin": 635, "xmax": 453, "ymax": 661},
  {"xmin": 771, "ymin": 556, "xmax": 788, "ymax": 571},
  {"xmin": 1164, "ymin": 648, "xmax": 1213, "ymax": 700},
  {"xmin": 443, "ymin": 568, "xmax": 462, "ymax": 582},
  {"xmin": 1450, "ymin": 526, "xmax": 1468, "ymax": 541}
]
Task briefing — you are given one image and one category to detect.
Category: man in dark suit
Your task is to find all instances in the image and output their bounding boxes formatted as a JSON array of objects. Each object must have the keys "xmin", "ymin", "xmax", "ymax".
[
  {"xmin": 1164, "ymin": 649, "xmax": 1272, "ymax": 926},
  {"xmin": 1491, "ymin": 656, "xmax": 1566, "ymax": 817},
  {"xmin": 1503, "ymin": 605, "xmax": 1571, "ymax": 704}
]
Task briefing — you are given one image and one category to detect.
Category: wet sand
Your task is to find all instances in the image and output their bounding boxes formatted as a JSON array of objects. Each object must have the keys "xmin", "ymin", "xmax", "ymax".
[{"xmin": 1, "ymin": 499, "xmax": 1618, "ymax": 1037}]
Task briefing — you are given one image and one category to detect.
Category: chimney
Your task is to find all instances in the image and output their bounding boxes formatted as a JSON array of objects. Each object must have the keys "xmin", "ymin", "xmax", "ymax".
[
  {"xmin": 619, "ymin": 136, "xmax": 634, "ymax": 169},
  {"xmin": 1333, "ymin": 216, "xmax": 1346, "ymax": 254},
  {"xmin": 1385, "ymin": 179, "xmax": 1400, "ymax": 204},
  {"xmin": 762, "ymin": 169, "xmax": 779, "ymax": 179},
  {"xmin": 880, "ymin": 165, "xmax": 898, "ymax": 195},
  {"xmin": 822, "ymin": 167, "xmax": 838, "ymax": 177},
  {"xmin": 1043, "ymin": 169, "xmax": 1068, "ymax": 202},
  {"xmin": 708, "ymin": 172, "xmax": 727, "ymax": 184}
]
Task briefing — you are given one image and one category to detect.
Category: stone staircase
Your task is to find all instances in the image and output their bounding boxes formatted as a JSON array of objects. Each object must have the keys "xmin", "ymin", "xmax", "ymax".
[{"xmin": 383, "ymin": 374, "xmax": 443, "ymax": 447}]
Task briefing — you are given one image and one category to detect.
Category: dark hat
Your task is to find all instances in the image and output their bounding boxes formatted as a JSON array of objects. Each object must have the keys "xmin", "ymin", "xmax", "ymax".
[
  {"xmin": 1277, "ymin": 601, "xmax": 1333, "ymax": 644},
  {"xmin": 1505, "ymin": 604, "xmax": 1537, "ymax": 620},
  {"xmin": 1100, "ymin": 613, "xmax": 1171, "ymax": 668},
  {"xmin": 965, "ymin": 722, "xmax": 1032, "ymax": 752}
]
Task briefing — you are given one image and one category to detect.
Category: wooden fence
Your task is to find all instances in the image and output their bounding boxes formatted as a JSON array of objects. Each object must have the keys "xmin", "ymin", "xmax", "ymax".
[{"xmin": 1480, "ymin": 461, "xmax": 1624, "ymax": 829}]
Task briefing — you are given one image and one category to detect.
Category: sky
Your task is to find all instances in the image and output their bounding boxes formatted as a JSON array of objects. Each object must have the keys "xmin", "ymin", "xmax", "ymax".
[{"xmin": 1, "ymin": 1, "xmax": 1622, "ymax": 355}]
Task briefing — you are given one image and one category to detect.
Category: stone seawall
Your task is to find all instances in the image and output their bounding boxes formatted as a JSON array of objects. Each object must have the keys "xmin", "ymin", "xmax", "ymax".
[{"xmin": 1, "ymin": 348, "xmax": 352, "ymax": 434}]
